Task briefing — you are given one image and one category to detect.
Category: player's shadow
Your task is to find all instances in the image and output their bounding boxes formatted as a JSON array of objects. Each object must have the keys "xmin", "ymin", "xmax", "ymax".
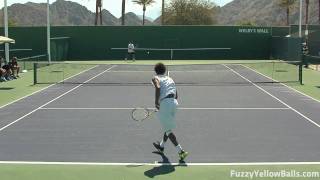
[
  {"xmin": 0, "ymin": 87, "xmax": 14, "ymax": 90},
  {"xmin": 144, "ymin": 152, "xmax": 187, "ymax": 178}
]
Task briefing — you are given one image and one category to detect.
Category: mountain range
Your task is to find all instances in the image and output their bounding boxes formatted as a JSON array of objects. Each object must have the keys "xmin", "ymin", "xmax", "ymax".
[
  {"xmin": 218, "ymin": 0, "xmax": 319, "ymax": 26},
  {"xmin": 0, "ymin": 0, "xmax": 319, "ymax": 26},
  {"xmin": 0, "ymin": 0, "xmax": 153, "ymax": 26}
]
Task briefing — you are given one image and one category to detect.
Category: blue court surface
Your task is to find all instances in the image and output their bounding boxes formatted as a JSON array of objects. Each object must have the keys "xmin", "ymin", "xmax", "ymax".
[{"xmin": 0, "ymin": 64, "xmax": 319, "ymax": 165}]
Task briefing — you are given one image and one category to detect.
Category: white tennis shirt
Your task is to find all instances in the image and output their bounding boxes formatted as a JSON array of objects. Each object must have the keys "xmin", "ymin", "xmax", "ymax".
[
  {"xmin": 128, "ymin": 43, "xmax": 135, "ymax": 53},
  {"xmin": 154, "ymin": 75, "xmax": 176, "ymax": 100}
]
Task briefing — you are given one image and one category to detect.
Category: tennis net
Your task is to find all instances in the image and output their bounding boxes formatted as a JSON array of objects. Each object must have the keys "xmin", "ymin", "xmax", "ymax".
[
  {"xmin": 304, "ymin": 55, "xmax": 320, "ymax": 65},
  {"xmin": 33, "ymin": 61, "xmax": 303, "ymax": 85},
  {"xmin": 18, "ymin": 54, "xmax": 47, "ymax": 71},
  {"xmin": 110, "ymin": 47, "xmax": 231, "ymax": 60},
  {"xmin": 304, "ymin": 55, "xmax": 320, "ymax": 71}
]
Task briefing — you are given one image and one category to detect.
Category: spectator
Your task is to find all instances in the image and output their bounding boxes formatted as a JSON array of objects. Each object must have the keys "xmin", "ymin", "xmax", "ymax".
[
  {"xmin": 9, "ymin": 57, "xmax": 20, "ymax": 78},
  {"xmin": 0, "ymin": 57, "xmax": 7, "ymax": 82},
  {"xmin": 125, "ymin": 41, "xmax": 136, "ymax": 62},
  {"xmin": 1, "ymin": 57, "xmax": 13, "ymax": 81}
]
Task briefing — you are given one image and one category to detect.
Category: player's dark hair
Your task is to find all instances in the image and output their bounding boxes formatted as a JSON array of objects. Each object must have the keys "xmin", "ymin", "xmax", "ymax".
[{"xmin": 154, "ymin": 63, "xmax": 166, "ymax": 75}]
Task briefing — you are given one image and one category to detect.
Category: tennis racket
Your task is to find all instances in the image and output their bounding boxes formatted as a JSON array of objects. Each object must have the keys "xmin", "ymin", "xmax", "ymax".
[{"xmin": 131, "ymin": 108, "xmax": 158, "ymax": 122}]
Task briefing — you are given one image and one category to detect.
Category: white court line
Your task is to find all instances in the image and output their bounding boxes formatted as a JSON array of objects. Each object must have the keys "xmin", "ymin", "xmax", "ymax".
[
  {"xmin": 224, "ymin": 64, "xmax": 320, "ymax": 128},
  {"xmin": 107, "ymin": 71, "xmax": 153, "ymax": 72},
  {"xmin": 107, "ymin": 70, "xmax": 227, "ymax": 73},
  {"xmin": 40, "ymin": 107, "xmax": 290, "ymax": 110},
  {"xmin": 242, "ymin": 64, "xmax": 320, "ymax": 103},
  {"xmin": 0, "ymin": 65, "xmax": 117, "ymax": 133},
  {"xmin": 0, "ymin": 161, "xmax": 319, "ymax": 166},
  {"xmin": 0, "ymin": 65, "xmax": 99, "ymax": 109}
]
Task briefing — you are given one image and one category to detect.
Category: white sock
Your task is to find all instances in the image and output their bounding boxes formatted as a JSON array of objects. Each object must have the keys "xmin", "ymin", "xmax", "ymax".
[
  {"xmin": 176, "ymin": 144, "xmax": 183, "ymax": 153},
  {"xmin": 160, "ymin": 139, "xmax": 165, "ymax": 148}
]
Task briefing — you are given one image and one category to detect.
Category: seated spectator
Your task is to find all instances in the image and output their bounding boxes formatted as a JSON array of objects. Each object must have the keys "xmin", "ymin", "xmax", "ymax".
[
  {"xmin": 1, "ymin": 57, "xmax": 13, "ymax": 81},
  {"xmin": 0, "ymin": 61, "xmax": 6, "ymax": 82},
  {"xmin": 0, "ymin": 57, "xmax": 7, "ymax": 82},
  {"xmin": 9, "ymin": 57, "xmax": 20, "ymax": 78}
]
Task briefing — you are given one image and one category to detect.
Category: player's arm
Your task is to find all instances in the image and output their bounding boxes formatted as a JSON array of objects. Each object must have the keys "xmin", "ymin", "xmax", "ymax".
[
  {"xmin": 152, "ymin": 77, "xmax": 160, "ymax": 110},
  {"xmin": 175, "ymin": 90, "xmax": 178, "ymax": 100}
]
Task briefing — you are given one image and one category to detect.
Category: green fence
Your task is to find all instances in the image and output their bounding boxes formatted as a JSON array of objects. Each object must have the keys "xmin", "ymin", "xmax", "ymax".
[
  {"xmin": 271, "ymin": 36, "xmax": 302, "ymax": 61},
  {"xmin": 1, "ymin": 26, "xmax": 297, "ymax": 60},
  {"xmin": 308, "ymin": 30, "xmax": 320, "ymax": 56},
  {"xmin": 2, "ymin": 27, "xmax": 47, "ymax": 59},
  {"xmin": 51, "ymin": 37, "xmax": 70, "ymax": 61},
  {"xmin": 290, "ymin": 25, "xmax": 320, "ymax": 57},
  {"xmin": 1, "ymin": 26, "xmax": 275, "ymax": 60}
]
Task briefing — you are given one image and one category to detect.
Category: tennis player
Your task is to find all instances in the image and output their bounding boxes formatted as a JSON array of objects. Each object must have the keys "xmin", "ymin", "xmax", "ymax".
[
  {"xmin": 125, "ymin": 41, "xmax": 135, "ymax": 62},
  {"xmin": 151, "ymin": 63, "xmax": 188, "ymax": 161}
]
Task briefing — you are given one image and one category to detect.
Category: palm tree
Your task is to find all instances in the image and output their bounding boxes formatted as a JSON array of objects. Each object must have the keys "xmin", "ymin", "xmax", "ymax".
[
  {"xmin": 278, "ymin": 0, "xmax": 296, "ymax": 26},
  {"xmin": 121, "ymin": 0, "xmax": 126, "ymax": 25},
  {"xmin": 132, "ymin": 0, "xmax": 156, "ymax": 25},
  {"xmin": 95, "ymin": 0, "xmax": 103, "ymax": 25},
  {"xmin": 161, "ymin": 0, "xmax": 165, "ymax": 25},
  {"xmin": 318, "ymin": 0, "xmax": 320, "ymax": 24},
  {"xmin": 305, "ymin": 0, "xmax": 309, "ymax": 25}
]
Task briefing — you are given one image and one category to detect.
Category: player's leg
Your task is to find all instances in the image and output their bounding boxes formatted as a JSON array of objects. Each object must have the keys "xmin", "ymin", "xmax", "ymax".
[
  {"xmin": 166, "ymin": 130, "xmax": 188, "ymax": 161},
  {"xmin": 153, "ymin": 133, "xmax": 168, "ymax": 153},
  {"xmin": 161, "ymin": 132, "xmax": 169, "ymax": 146},
  {"xmin": 132, "ymin": 52, "xmax": 136, "ymax": 61},
  {"xmin": 125, "ymin": 52, "xmax": 128, "ymax": 61},
  {"xmin": 127, "ymin": 52, "xmax": 131, "ymax": 61},
  {"xmin": 157, "ymin": 98, "xmax": 188, "ymax": 160}
]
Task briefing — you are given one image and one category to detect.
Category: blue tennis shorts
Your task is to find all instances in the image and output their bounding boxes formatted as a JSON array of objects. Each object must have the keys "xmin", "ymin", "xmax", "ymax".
[{"xmin": 157, "ymin": 98, "xmax": 178, "ymax": 132}]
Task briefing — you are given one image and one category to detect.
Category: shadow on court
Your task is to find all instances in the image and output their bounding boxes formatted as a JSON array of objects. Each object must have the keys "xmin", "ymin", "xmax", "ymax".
[
  {"xmin": 0, "ymin": 87, "xmax": 14, "ymax": 90},
  {"xmin": 144, "ymin": 152, "xmax": 187, "ymax": 178}
]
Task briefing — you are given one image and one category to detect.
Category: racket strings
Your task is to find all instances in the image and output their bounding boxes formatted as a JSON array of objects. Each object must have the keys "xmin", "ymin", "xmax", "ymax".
[{"xmin": 132, "ymin": 108, "xmax": 149, "ymax": 121}]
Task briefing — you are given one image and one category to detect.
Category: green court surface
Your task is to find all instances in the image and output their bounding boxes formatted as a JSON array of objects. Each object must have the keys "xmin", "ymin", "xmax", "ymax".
[
  {"xmin": 0, "ymin": 164, "xmax": 320, "ymax": 180},
  {"xmin": 0, "ymin": 70, "xmax": 47, "ymax": 108},
  {"xmin": 293, "ymin": 68, "xmax": 320, "ymax": 100}
]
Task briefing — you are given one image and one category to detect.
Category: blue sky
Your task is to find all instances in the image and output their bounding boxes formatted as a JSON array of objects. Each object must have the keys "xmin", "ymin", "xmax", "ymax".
[{"xmin": 0, "ymin": 0, "xmax": 233, "ymax": 19}]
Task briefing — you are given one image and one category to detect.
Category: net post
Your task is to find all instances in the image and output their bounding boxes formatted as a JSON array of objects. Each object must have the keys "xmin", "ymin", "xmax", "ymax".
[
  {"xmin": 299, "ymin": 62, "xmax": 303, "ymax": 85},
  {"xmin": 33, "ymin": 63, "xmax": 38, "ymax": 85},
  {"xmin": 271, "ymin": 61, "xmax": 275, "ymax": 83},
  {"xmin": 170, "ymin": 49, "xmax": 173, "ymax": 60}
]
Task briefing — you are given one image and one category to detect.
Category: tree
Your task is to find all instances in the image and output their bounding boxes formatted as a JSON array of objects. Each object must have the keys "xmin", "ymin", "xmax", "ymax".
[
  {"xmin": 161, "ymin": 0, "xmax": 165, "ymax": 25},
  {"xmin": 95, "ymin": 0, "xmax": 103, "ymax": 25},
  {"xmin": 8, "ymin": 19, "xmax": 17, "ymax": 27},
  {"xmin": 163, "ymin": 0, "xmax": 216, "ymax": 25},
  {"xmin": 278, "ymin": 0, "xmax": 296, "ymax": 26},
  {"xmin": 305, "ymin": 0, "xmax": 309, "ymax": 25},
  {"xmin": 318, "ymin": 0, "xmax": 320, "ymax": 24},
  {"xmin": 121, "ymin": 0, "xmax": 126, "ymax": 25},
  {"xmin": 132, "ymin": 0, "xmax": 156, "ymax": 25}
]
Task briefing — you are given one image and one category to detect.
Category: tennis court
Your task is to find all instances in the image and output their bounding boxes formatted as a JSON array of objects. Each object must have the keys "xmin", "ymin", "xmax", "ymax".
[{"xmin": 0, "ymin": 62, "xmax": 320, "ymax": 165}]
